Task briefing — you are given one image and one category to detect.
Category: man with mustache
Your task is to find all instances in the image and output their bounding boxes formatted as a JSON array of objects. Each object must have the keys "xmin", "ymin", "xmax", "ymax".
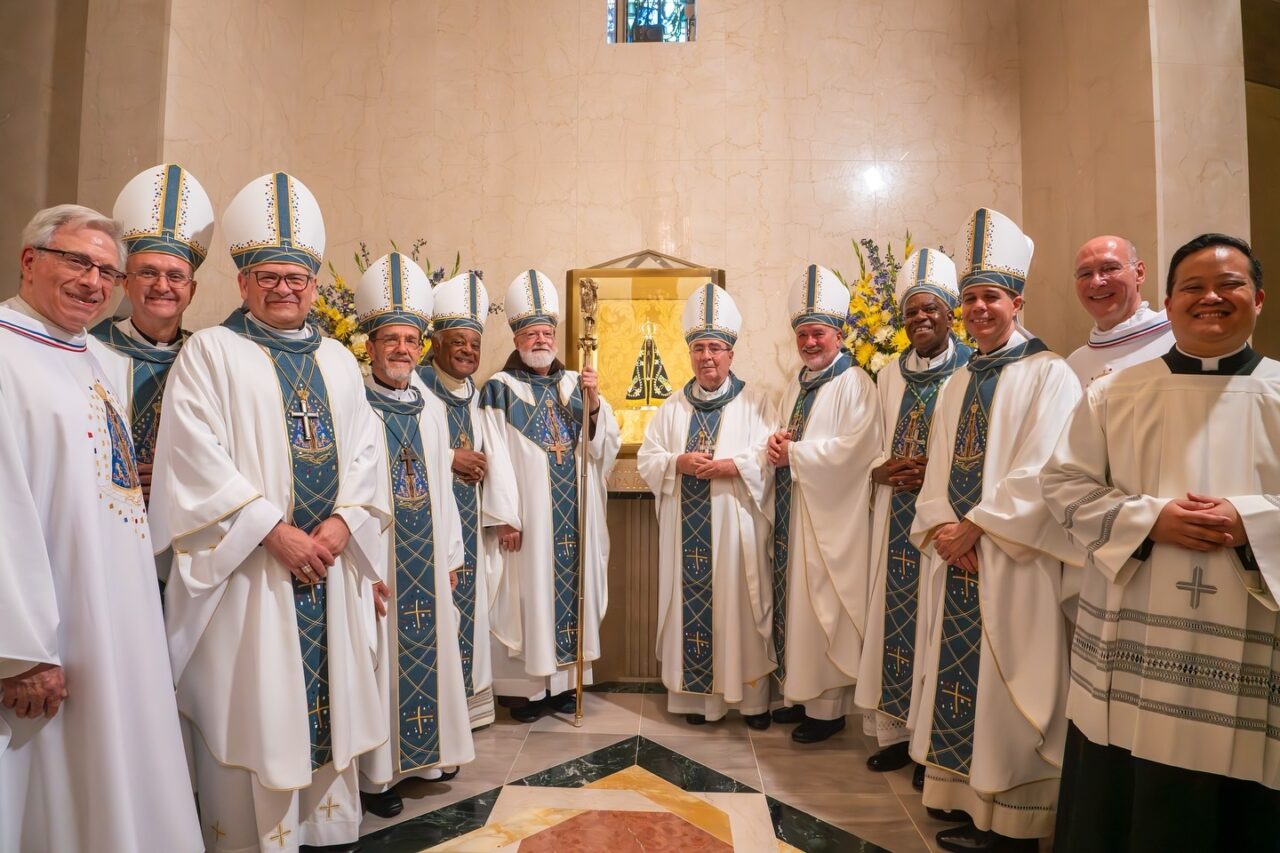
[
  {"xmin": 856, "ymin": 249, "xmax": 970, "ymax": 786},
  {"xmin": 149, "ymin": 173, "xmax": 388, "ymax": 853},
  {"xmin": 418, "ymin": 271, "xmax": 518, "ymax": 731},
  {"xmin": 1043, "ymin": 234, "xmax": 1279, "ymax": 852},
  {"xmin": 637, "ymin": 285, "xmax": 775, "ymax": 730},
  {"xmin": 88, "ymin": 164, "xmax": 214, "ymax": 505},
  {"xmin": 478, "ymin": 270, "xmax": 620, "ymax": 722},
  {"xmin": 354, "ymin": 253, "xmax": 473, "ymax": 821},
  {"xmin": 767, "ymin": 264, "xmax": 883, "ymax": 744},
  {"xmin": 1065, "ymin": 235, "xmax": 1173, "ymax": 388},
  {"xmin": 0, "ymin": 206, "xmax": 201, "ymax": 852},
  {"xmin": 909, "ymin": 209, "xmax": 1081, "ymax": 852}
]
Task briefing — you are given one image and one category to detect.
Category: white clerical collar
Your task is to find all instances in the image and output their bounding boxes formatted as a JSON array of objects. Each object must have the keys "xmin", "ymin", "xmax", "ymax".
[
  {"xmin": 1173, "ymin": 342, "xmax": 1247, "ymax": 372},
  {"xmin": 246, "ymin": 311, "xmax": 314, "ymax": 340},
  {"xmin": 1088, "ymin": 303, "xmax": 1170, "ymax": 347},
  {"xmin": 904, "ymin": 338, "xmax": 955, "ymax": 371},
  {"xmin": 3, "ymin": 295, "xmax": 88, "ymax": 347},
  {"xmin": 691, "ymin": 377, "xmax": 731, "ymax": 400},
  {"xmin": 433, "ymin": 364, "xmax": 472, "ymax": 398},
  {"xmin": 118, "ymin": 318, "xmax": 181, "ymax": 350},
  {"xmin": 364, "ymin": 374, "xmax": 416, "ymax": 402}
]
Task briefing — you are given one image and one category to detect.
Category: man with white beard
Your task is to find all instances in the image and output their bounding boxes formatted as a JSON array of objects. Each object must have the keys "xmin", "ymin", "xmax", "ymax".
[
  {"xmin": 767, "ymin": 264, "xmax": 883, "ymax": 744},
  {"xmin": 354, "ymin": 253, "xmax": 472, "ymax": 820},
  {"xmin": 638, "ymin": 284, "xmax": 776, "ymax": 728},
  {"xmin": 479, "ymin": 270, "xmax": 620, "ymax": 721}
]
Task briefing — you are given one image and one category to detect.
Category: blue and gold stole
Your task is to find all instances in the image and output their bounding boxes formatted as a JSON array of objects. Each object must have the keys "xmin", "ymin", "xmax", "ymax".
[
  {"xmin": 478, "ymin": 369, "xmax": 587, "ymax": 666},
  {"xmin": 89, "ymin": 319, "xmax": 186, "ymax": 467},
  {"xmin": 771, "ymin": 351, "xmax": 853, "ymax": 683},
  {"xmin": 927, "ymin": 336, "xmax": 1047, "ymax": 775},
  {"xmin": 418, "ymin": 363, "xmax": 482, "ymax": 697},
  {"xmin": 878, "ymin": 342, "xmax": 971, "ymax": 723},
  {"xmin": 366, "ymin": 385, "xmax": 442, "ymax": 772},
  {"xmin": 222, "ymin": 308, "xmax": 340, "ymax": 770},
  {"xmin": 678, "ymin": 375, "xmax": 746, "ymax": 695}
]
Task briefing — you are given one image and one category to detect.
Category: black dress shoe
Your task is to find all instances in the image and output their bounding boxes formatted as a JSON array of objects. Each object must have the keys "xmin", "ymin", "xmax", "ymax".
[
  {"xmin": 927, "ymin": 807, "xmax": 970, "ymax": 822},
  {"xmin": 685, "ymin": 713, "xmax": 708, "ymax": 725},
  {"xmin": 510, "ymin": 694, "xmax": 550, "ymax": 723},
  {"xmin": 771, "ymin": 704, "xmax": 806, "ymax": 724},
  {"xmin": 936, "ymin": 823, "xmax": 1038, "ymax": 853},
  {"xmin": 435, "ymin": 766, "xmax": 460, "ymax": 782},
  {"xmin": 913, "ymin": 762, "xmax": 925, "ymax": 790},
  {"xmin": 743, "ymin": 712, "xmax": 771, "ymax": 730},
  {"xmin": 866, "ymin": 741, "xmax": 912, "ymax": 772},
  {"xmin": 550, "ymin": 690, "xmax": 579, "ymax": 714},
  {"xmin": 791, "ymin": 715, "xmax": 846, "ymax": 743},
  {"xmin": 360, "ymin": 789, "xmax": 403, "ymax": 818},
  {"xmin": 301, "ymin": 843, "xmax": 362, "ymax": 853}
]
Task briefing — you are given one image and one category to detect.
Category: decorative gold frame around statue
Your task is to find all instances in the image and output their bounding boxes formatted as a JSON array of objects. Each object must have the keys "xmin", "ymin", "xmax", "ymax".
[{"xmin": 566, "ymin": 250, "xmax": 726, "ymax": 465}]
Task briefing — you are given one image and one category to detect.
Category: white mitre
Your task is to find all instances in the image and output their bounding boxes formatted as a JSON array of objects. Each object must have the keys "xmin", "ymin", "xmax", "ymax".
[
  {"xmin": 504, "ymin": 268, "xmax": 559, "ymax": 331},
  {"xmin": 682, "ymin": 283, "xmax": 741, "ymax": 346},
  {"xmin": 788, "ymin": 264, "xmax": 849, "ymax": 329},
  {"xmin": 896, "ymin": 247, "xmax": 960, "ymax": 312},
  {"xmin": 957, "ymin": 207, "xmax": 1033, "ymax": 296},
  {"xmin": 433, "ymin": 271, "xmax": 489, "ymax": 334},
  {"xmin": 223, "ymin": 171, "xmax": 326, "ymax": 275},
  {"xmin": 355, "ymin": 252, "xmax": 433, "ymax": 335},
  {"xmin": 113, "ymin": 163, "xmax": 215, "ymax": 270}
]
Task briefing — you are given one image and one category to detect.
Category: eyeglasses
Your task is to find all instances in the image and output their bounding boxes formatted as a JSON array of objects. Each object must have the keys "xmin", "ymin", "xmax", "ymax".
[
  {"xmin": 36, "ymin": 246, "xmax": 127, "ymax": 286},
  {"xmin": 372, "ymin": 333, "xmax": 423, "ymax": 350},
  {"xmin": 251, "ymin": 270, "xmax": 314, "ymax": 291},
  {"xmin": 131, "ymin": 268, "xmax": 194, "ymax": 289},
  {"xmin": 1074, "ymin": 261, "xmax": 1135, "ymax": 282},
  {"xmin": 690, "ymin": 343, "xmax": 731, "ymax": 356}
]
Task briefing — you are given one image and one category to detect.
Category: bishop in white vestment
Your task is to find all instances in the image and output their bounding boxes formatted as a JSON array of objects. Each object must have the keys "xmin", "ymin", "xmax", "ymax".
[
  {"xmin": 480, "ymin": 270, "xmax": 620, "ymax": 718},
  {"xmin": 150, "ymin": 174, "xmax": 389, "ymax": 853},
  {"xmin": 87, "ymin": 164, "xmax": 215, "ymax": 507},
  {"xmin": 354, "ymin": 254, "xmax": 473, "ymax": 820},
  {"xmin": 1043, "ymin": 234, "xmax": 1280, "ymax": 852},
  {"xmin": 638, "ymin": 285, "xmax": 776, "ymax": 727},
  {"xmin": 856, "ymin": 249, "xmax": 970, "ymax": 774},
  {"xmin": 767, "ymin": 264, "xmax": 883, "ymax": 744},
  {"xmin": 418, "ymin": 271, "xmax": 518, "ymax": 729},
  {"xmin": 1065, "ymin": 235, "xmax": 1173, "ymax": 388},
  {"xmin": 908, "ymin": 209, "xmax": 1081, "ymax": 851},
  {"xmin": 0, "ymin": 206, "xmax": 201, "ymax": 852}
]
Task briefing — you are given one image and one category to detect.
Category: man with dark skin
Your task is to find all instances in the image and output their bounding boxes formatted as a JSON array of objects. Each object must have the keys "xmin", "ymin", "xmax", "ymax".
[{"xmin": 857, "ymin": 249, "xmax": 971, "ymax": 789}]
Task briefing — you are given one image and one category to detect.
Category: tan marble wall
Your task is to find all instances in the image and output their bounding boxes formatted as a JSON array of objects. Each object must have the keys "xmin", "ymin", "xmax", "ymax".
[
  {"xmin": 0, "ymin": 0, "xmax": 88, "ymax": 301},
  {"xmin": 1246, "ymin": 80, "xmax": 1280, "ymax": 356},
  {"xmin": 158, "ymin": 0, "xmax": 1023, "ymax": 401}
]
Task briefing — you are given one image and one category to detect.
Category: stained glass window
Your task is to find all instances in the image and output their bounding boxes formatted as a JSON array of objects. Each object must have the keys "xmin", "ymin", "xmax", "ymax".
[{"xmin": 606, "ymin": 0, "xmax": 695, "ymax": 43}]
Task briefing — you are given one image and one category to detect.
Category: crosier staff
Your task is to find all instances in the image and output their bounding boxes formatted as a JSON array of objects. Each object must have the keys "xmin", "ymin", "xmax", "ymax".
[{"xmin": 574, "ymin": 277, "xmax": 599, "ymax": 727}]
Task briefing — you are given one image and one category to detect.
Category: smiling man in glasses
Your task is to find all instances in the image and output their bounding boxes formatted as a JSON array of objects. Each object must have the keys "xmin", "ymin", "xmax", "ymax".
[
  {"xmin": 149, "ymin": 173, "xmax": 388, "ymax": 853},
  {"xmin": 0, "ymin": 205, "xmax": 202, "ymax": 851},
  {"xmin": 87, "ymin": 165, "xmax": 214, "ymax": 506},
  {"xmin": 1064, "ymin": 235, "xmax": 1174, "ymax": 388}
]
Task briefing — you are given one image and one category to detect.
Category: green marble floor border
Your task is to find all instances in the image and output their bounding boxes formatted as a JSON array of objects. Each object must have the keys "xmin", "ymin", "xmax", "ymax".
[{"xmin": 358, "ymin": 735, "xmax": 884, "ymax": 852}]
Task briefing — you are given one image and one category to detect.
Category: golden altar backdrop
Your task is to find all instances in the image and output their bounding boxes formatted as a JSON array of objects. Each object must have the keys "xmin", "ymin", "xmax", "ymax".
[{"xmin": 565, "ymin": 250, "xmax": 727, "ymax": 457}]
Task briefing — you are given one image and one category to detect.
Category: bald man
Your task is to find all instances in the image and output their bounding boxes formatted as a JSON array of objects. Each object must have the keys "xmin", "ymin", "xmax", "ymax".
[{"xmin": 1065, "ymin": 236, "xmax": 1174, "ymax": 387}]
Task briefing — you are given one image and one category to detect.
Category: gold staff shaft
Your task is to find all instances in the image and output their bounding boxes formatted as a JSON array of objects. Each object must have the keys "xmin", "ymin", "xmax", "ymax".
[{"xmin": 574, "ymin": 278, "xmax": 599, "ymax": 727}]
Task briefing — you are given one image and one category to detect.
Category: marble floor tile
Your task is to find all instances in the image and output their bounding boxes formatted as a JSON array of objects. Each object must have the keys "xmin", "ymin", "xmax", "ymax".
[
  {"xmin": 771, "ymin": 792, "xmax": 929, "ymax": 853},
  {"xmin": 505, "ymin": 732, "xmax": 634, "ymax": 782},
  {"xmin": 638, "ymin": 693, "xmax": 763, "ymax": 741},
  {"xmin": 640, "ymin": 731, "xmax": 764, "ymax": 791},
  {"xmin": 752, "ymin": 729, "xmax": 893, "ymax": 796},
  {"xmin": 525, "ymin": 691, "xmax": 644, "ymax": 735}
]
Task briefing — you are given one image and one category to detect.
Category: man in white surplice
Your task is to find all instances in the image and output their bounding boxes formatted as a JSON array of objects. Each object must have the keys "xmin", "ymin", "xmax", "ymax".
[
  {"xmin": 908, "ymin": 208, "xmax": 1082, "ymax": 853},
  {"xmin": 638, "ymin": 284, "xmax": 776, "ymax": 729},
  {"xmin": 353, "ymin": 253, "xmax": 473, "ymax": 821},
  {"xmin": 767, "ymin": 264, "xmax": 883, "ymax": 744},
  {"xmin": 149, "ymin": 173, "xmax": 389, "ymax": 853},
  {"xmin": 856, "ymin": 249, "xmax": 970, "ymax": 780},
  {"xmin": 0, "ymin": 206, "xmax": 201, "ymax": 852},
  {"xmin": 418, "ymin": 271, "xmax": 517, "ymax": 730},
  {"xmin": 480, "ymin": 269, "xmax": 620, "ymax": 721},
  {"xmin": 1064, "ymin": 235, "xmax": 1173, "ymax": 388},
  {"xmin": 1042, "ymin": 233, "xmax": 1279, "ymax": 853}
]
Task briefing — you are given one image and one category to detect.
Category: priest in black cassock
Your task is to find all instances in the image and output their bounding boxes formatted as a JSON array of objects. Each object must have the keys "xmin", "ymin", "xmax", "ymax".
[{"xmin": 1042, "ymin": 233, "xmax": 1279, "ymax": 852}]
